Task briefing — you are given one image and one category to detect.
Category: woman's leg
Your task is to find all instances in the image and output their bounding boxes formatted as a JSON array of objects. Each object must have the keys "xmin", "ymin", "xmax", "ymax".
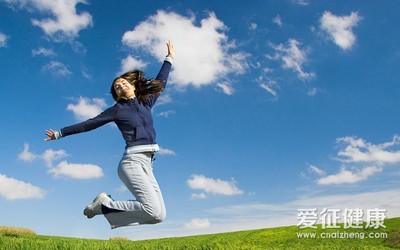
[
  {"xmin": 146, "ymin": 155, "xmax": 166, "ymax": 221},
  {"xmin": 103, "ymin": 152, "xmax": 166, "ymax": 228}
]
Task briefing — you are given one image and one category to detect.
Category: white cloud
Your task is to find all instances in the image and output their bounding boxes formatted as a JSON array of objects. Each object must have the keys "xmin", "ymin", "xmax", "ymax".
[
  {"xmin": 155, "ymin": 93, "xmax": 172, "ymax": 106},
  {"xmin": 111, "ymin": 188, "xmax": 400, "ymax": 240},
  {"xmin": 191, "ymin": 192, "xmax": 207, "ymax": 200},
  {"xmin": 32, "ymin": 47, "xmax": 56, "ymax": 57},
  {"xmin": 0, "ymin": 173, "xmax": 46, "ymax": 200},
  {"xmin": 262, "ymin": 67, "xmax": 273, "ymax": 74},
  {"xmin": 320, "ymin": 11, "xmax": 361, "ymax": 50},
  {"xmin": 272, "ymin": 15, "xmax": 283, "ymax": 27},
  {"xmin": 307, "ymin": 87, "xmax": 318, "ymax": 96},
  {"xmin": 269, "ymin": 39, "xmax": 315, "ymax": 80},
  {"xmin": 119, "ymin": 55, "xmax": 148, "ymax": 75},
  {"xmin": 48, "ymin": 160, "xmax": 103, "ymax": 179},
  {"xmin": 18, "ymin": 143, "xmax": 38, "ymax": 162},
  {"xmin": 292, "ymin": 0, "xmax": 310, "ymax": 6},
  {"xmin": 18, "ymin": 144, "xmax": 68, "ymax": 167},
  {"xmin": 0, "ymin": 32, "xmax": 8, "ymax": 47},
  {"xmin": 5, "ymin": 0, "xmax": 92, "ymax": 41},
  {"xmin": 41, "ymin": 149, "xmax": 68, "ymax": 167},
  {"xmin": 308, "ymin": 164, "xmax": 325, "ymax": 176},
  {"xmin": 17, "ymin": 144, "xmax": 103, "ymax": 180},
  {"xmin": 309, "ymin": 135, "xmax": 400, "ymax": 185},
  {"xmin": 209, "ymin": 188, "xmax": 400, "ymax": 229},
  {"xmin": 317, "ymin": 166, "xmax": 382, "ymax": 185},
  {"xmin": 216, "ymin": 82, "xmax": 234, "ymax": 95},
  {"xmin": 121, "ymin": 10, "xmax": 249, "ymax": 87},
  {"xmin": 187, "ymin": 174, "xmax": 243, "ymax": 196},
  {"xmin": 167, "ymin": 188, "xmax": 400, "ymax": 239},
  {"xmin": 289, "ymin": 189, "xmax": 400, "ymax": 217},
  {"xmin": 42, "ymin": 61, "xmax": 72, "ymax": 77},
  {"xmin": 115, "ymin": 185, "xmax": 128, "ymax": 193},
  {"xmin": 67, "ymin": 96, "xmax": 107, "ymax": 121},
  {"xmin": 249, "ymin": 23, "xmax": 257, "ymax": 31},
  {"xmin": 81, "ymin": 65, "xmax": 92, "ymax": 80},
  {"xmin": 259, "ymin": 80, "xmax": 279, "ymax": 98},
  {"xmin": 184, "ymin": 218, "xmax": 210, "ymax": 229},
  {"xmin": 158, "ymin": 147, "xmax": 176, "ymax": 155},
  {"xmin": 210, "ymin": 203, "xmax": 284, "ymax": 215},
  {"xmin": 157, "ymin": 110, "xmax": 176, "ymax": 118},
  {"xmin": 257, "ymin": 68, "xmax": 279, "ymax": 98},
  {"xmin": 227, "ymin": 52, "xmax": 250, "ymax": 74},
  {"xmin": 336, "ymin": 135, "xmax": 400, "ymax": 165}
]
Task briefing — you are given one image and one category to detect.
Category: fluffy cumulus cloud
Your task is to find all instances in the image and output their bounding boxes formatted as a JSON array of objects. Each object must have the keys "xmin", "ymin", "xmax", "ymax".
[
  {"xmin": 42, "ymin": 61, "xmax": 72, "ymax": 77},
  {"xmin": 0, "ymin": 32, "xmax": 8, "ymax": 47},
  {"xmin": 48, "ymin": 161, "xmax": 103, "ymax": 179},
  {"xmin": 67, "ymin": 96, "xmax": 107, "ymax": 121},
  {"xmin": 184, "ymin": 218, "xmax": 210, "ymax": 229},
  {"xmin": 0, "ymin": 173, "xmax": 46, "ymax": 200},
  {"xmin": 18, "ymin": 145, "xmax": 67, "ymax": 167},
  {"xmin": 3, "ymin": 0, "xmax": 92, "ymax": 41},
  {"xmin": 336, "ymin": 135, "xmax": 400, "ymax": 164},
  {"xmin": 268, "ymin": 39, "xmax": 315, "ymax": 80},
  {"xmin": 320, "ymin": 11, "xmax": 361, "ymax": 50},
  {"xmin": 119, "ymin": 55, "xmax": 148, "ymax": 75},
  {"xmin": 187, "ymin": 174, "xmax": 243, "ymax": 197},
  {"xmin": 18, "ymin": 143, "xmax": 38, "ymax": 162},
  {"xmin": 18, "ymin": 143, "xmax": 103, "ymax": 180},
  {"xmin": 310, "ymin": 135, "xmax": 400, "ymax": 185},
  {"xmin": 121, "ymin": 10, "xmax": 249, "ymax": 89},
  {"xmin": 317, "ymin": 166, "xmax": 382, "ymax": 185},
  {"xmin": 41, "ymin": 149, "xmax": 68, "ymax": 167}
]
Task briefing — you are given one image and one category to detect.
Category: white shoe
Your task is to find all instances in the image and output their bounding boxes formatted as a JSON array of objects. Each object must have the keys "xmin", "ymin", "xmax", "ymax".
[{"xmin": 83, "ymin": 192, "xmax": 112, "ymax": 219}]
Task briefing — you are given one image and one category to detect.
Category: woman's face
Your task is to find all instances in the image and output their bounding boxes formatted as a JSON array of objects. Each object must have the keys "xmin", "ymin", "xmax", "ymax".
[{"xmin": 114, "ymin": 78, "xmax": 135, "ymax": 99}]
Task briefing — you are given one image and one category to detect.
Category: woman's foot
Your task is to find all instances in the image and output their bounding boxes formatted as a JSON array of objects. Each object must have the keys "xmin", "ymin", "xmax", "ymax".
[{"xmin": 83, "ymin": 192, "xmax": 113, "ymax": 219}]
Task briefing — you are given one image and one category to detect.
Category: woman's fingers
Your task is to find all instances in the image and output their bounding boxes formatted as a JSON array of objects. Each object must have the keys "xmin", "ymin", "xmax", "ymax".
[
  {"xmin": 45, "ymin": 130, "xmax": 53, "ymax": 136},
  {"xmin": 44, "ymin": 129, "xmax": 55, "ymax": 141},
  {"xmin": 166, "ymin": 40, "xmax": 175, "ymax": 58}
]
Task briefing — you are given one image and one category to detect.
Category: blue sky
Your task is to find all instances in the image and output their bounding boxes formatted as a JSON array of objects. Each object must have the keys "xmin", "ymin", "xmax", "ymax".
[{"xmin": 1, "ymin": 0, "xmax": 400, "ymax": 240}]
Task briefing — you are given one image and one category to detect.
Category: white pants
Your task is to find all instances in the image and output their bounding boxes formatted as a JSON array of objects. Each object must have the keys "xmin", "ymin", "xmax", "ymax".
[{"xmin": 103, "ymin": 150, "xmax": 166, "ymax": 229}]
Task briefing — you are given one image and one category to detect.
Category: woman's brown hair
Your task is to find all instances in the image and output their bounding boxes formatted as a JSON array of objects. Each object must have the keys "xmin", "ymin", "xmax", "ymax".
[{"xmin": 110, "ymin": 70, "xmax": 165, "ymax": 103}]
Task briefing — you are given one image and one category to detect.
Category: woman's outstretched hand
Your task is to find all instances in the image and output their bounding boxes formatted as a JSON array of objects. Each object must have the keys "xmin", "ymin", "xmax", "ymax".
[
  {"xmin": 44, "ymin": 129, "xmax": 57, "ymax": 141},
  {"xmin": 166, "ymin": 40, "xmax": 175, "ymax": 58}
]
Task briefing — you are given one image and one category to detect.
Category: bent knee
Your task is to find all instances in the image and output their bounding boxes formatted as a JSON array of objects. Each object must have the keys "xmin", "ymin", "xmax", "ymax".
[
  {"xmin": 157, "ymin": 211, "xmax": 166, "ymax": 223},
  {"xmin": 150, "ymin": 212, "xmax": 166, "ymax": 224},
  {"xmin": 146, "ymin": 210, "xmax": 166, "ymax": 224}
]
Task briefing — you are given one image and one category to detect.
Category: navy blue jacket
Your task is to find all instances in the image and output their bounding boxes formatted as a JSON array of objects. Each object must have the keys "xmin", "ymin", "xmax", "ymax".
[{"xmin": 60, "ymin": 59, "xmax": 172, "ymax": 148}]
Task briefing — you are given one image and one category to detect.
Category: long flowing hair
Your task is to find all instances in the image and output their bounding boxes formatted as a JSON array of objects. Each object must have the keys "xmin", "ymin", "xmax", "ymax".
[{"xmin": 110, "ymin": 70, "xmax": 165, "ymax": 103}]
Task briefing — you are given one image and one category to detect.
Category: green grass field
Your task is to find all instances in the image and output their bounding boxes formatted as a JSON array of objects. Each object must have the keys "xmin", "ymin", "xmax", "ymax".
[{"xmin": 1, "ymin": 217, "xmax": 399, "ymax": 249}]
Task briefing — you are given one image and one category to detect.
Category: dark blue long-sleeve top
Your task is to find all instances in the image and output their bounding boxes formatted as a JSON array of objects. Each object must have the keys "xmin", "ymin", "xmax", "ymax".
[{"xmin": 60, "ymin": 58, "xmax": 172, "ymax": 149}]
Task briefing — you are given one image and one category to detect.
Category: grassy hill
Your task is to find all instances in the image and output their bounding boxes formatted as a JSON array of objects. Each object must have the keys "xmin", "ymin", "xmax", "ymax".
[{"xmin": 1, "ymin": 217, "xmax": 399, "ymax": 249}]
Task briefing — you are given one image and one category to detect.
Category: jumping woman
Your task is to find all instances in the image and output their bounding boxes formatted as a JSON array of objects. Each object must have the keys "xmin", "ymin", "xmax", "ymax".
[{"xmin": 45, "ymin": 41, "xmax": 175, "ymax": 229}]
